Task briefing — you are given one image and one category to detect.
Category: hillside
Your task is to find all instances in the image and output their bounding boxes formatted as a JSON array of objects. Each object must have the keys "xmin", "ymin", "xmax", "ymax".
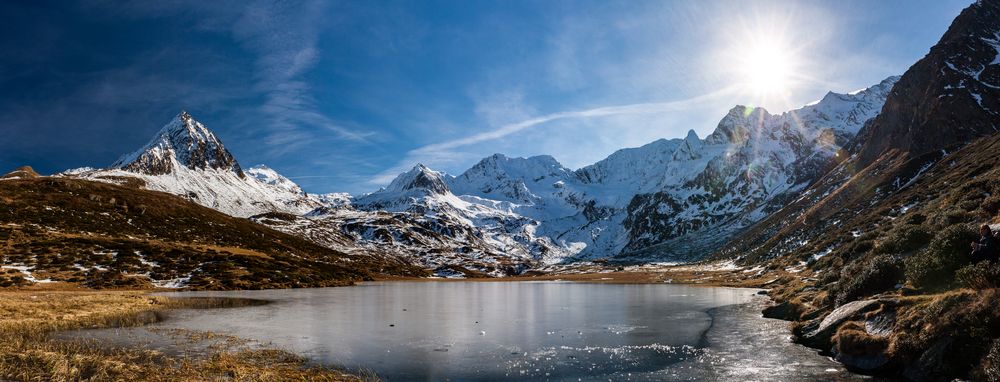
[
  {"xmin": 0, "ymin": 176, "xmax": 425, "ymax": 290},
  {"xmin": 715, "ymin": 1, "xmax": 1000, "ymax": 380}
]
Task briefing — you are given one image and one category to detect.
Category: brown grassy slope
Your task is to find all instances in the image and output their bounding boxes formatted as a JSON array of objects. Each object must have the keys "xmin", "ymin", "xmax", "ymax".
[
  {"xmin": 0, "ymin": 166, "xmax": 40, "ymax": 179},
  {"xmin": 717, "ymin": 131, "xmax": 1000, "ymax": 380},
  {"xmin": 0, "ymin": 177, "xmax": 425, "ymax": 290},
  {"xmin": 0, "ymin": 290, "xmax": 362, "ymax": 381}
]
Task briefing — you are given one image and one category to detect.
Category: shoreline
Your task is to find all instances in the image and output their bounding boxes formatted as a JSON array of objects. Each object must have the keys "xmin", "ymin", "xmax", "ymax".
[
  {"xmin": 0, "ymin": 288, "xmax": 364, "ymax": 381},
  {"xmin": 0, "ymin": 265, "xmax": 798, "ymax": 381}
]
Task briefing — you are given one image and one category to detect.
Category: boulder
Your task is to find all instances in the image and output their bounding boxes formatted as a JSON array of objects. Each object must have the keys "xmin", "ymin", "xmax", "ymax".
[{"xmin": 799, "ymin": 299, "xmax": 880, "ymax": 349}]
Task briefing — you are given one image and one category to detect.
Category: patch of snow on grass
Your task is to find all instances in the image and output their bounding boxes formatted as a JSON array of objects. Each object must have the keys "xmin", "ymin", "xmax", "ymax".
[{"xmin": 2, "ymin": 265, "xmax": 53, "ymax": 283}]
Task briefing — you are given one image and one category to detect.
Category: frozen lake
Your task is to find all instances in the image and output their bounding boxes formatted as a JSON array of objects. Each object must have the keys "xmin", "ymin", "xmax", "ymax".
[{"xmin": 70, "ymin": 281, "xmax": 865, "ymax": 381}]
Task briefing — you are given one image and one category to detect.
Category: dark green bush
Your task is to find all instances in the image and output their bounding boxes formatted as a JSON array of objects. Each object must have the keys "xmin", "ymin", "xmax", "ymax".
[
  {"xmin": 982, "ymin": 196, "xmax": 1000, "ymax": 216},
  {"xmin": 874, "ymin": 225, "xmax": 933, "ymax": 255},
  {"xmin": 906, "ymin": 213, "xmax": 927, "ymax": 225},
  {"xmin": 839, "ymin": 239, "xmax": 874, "ymax": 261},
  {"xmin": 835, "ymin": 254, "xmax": 904, "ymax": 306},
  {"xmin": 956, "ymin": 261, "xmax": 1000, "ymax": 289},
  {"xmin": 960, "ymin": 199, "xmax": 980, "ymax": 212},
  {"xmin": 904, "ymin": 225, "xmax": 978, "ymax": 290},
  {"xmin": 935, "ymin": 208, "xmax": 973, "ymax": 227}
]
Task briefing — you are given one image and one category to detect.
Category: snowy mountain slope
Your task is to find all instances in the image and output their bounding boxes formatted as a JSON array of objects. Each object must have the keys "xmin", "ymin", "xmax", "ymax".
[
  {"xmin": 280, "ymin": 76, "xmax": 900, "ymax": 267},
  {"xmin": 265, "ymin": 164, "xmax": 583, "ymax": 275},
  {"xmin": 727, "ymin": 0, "xmax": 1000, "ymax": 265},
  {"xmin": 60, "ymin": 112, "xmax": 321, "ymax": 217},
  {"xmin": 56, "ymin": 77, "xmax": 900, "ymax": 272},
  {"xmin": 708, "ymin": 6, "xmax": 1000, "ymax": 378},
  {"xmin": 427, "ymin": 77, "xmax": 900, "ymax": 261}
]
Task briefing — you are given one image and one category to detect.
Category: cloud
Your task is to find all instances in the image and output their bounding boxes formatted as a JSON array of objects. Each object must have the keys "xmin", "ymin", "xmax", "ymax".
[
  {"xmin": 97, "ymin": 0, "xmax": 372, "ymax": 152},
  {"xmin": 368, "ymin": 85, "xmax": 740, "ymax": 187},
  {"xmin": 225, "ymin": 0, "xmax": 372, "ymax": 154}
]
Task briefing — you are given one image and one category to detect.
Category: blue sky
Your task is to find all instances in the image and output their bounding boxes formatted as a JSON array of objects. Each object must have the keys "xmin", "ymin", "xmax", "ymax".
[{"xmin": 0, "ymin": 0, "xmax": 973, "ymax": 194}]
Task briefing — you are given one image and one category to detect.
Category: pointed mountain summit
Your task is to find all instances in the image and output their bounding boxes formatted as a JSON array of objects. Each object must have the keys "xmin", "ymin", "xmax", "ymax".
[
  {"xmin": 705, "ymin": 106, "xmax": 768, "ymax": 145},
  {"xmin": 386, "ymin": 164, "xmax": 450, "ymax": 195},
  {"xmin": 113, "ymin": 111, "xmax": 243, "ymax": 176},
  {"xmin": 672, "ymin": 130, "xmax": 703, "ymax": 160},
  {"xmin": 63, "ymin": 111, "xmax": 321, "ymax": 217}
]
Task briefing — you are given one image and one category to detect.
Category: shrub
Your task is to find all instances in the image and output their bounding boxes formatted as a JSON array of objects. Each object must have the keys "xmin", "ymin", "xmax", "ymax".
[
  {"xmin": 960, "ymin": 199, "xmax": 980, "ymax": 212},
  {"xmin": 904, "ymin": 225, "xmax": 978, "ymax": 290},
  {"xmin": 874, "ymin": 225, "xmax": 933, "ymax": 255},
  {"xmin": 835, "ymin": 254, "xmax": 904, "ymax": 305},
  {"xmin": 982, "ymin": 196, "xmax": 1000, "ymax": 216},
  {"xmin": 839, "ymin": 239, "xmax": 874, "ymax": 261},
  {"xmin": 955, "ymin": 261, "xmax": 1000, "ymax": 289},
  {"xmin": 980, "ymin": 340, "xmax": 1000, "ymax": 382},
  {"xmin": 905, "ymin": 213, "xmax": 927, "ymax": 225},
  {"xmin": 892, "ymin": 290, "xmax": 1000, "ymax": 381},
  {"xmin": 934, "ymin": 208, "xmax": 973, "ymax": 227}
]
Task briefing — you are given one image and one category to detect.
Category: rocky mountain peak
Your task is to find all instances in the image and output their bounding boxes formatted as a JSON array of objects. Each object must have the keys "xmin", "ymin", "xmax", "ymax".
[
  {"xmin": 856, "ymin": 0, "xmax": 1000, "ymax": 165},
  {"xmin": 387, "ymin": 164, "xmax": 450, "ymax": 195},
  {"xmin": 705, "ymin": 105, "xmax": 769, "ymax": 145},
  {"xmin": 112, "ymin": 111, "xmax": 243, "ymax": 176},
  {"xmin": 684, "ymin": 129, "xmax": 699, "ymax": 141},
  {"xmin": 673, "ymin": 129, "xmax": 704, "ymax": 160}
]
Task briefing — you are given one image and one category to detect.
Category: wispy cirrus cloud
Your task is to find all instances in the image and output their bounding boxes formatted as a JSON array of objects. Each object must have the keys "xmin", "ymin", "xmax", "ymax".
[
  {"xmin": 369, "ymin": 85, "xmax": 740, "ymax": 186},
  {"xmin": 227, "ymin": 0, "xmax": 372, "ymax": 154},
  {"xmin": 90, "ymin": 0, "xmax": 371, "ymax": 152}
]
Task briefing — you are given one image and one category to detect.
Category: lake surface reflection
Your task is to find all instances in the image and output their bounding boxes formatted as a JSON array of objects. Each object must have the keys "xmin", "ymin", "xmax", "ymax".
[{"xmin": 76, "ymin": 281, "xmax": 865, "ymax": 381}]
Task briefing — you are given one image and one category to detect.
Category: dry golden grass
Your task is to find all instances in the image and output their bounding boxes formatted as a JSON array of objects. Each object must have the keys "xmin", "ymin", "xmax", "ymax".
[{"xmin": 0, "ymin": 290, "xmax": 367, "ymax": 381}]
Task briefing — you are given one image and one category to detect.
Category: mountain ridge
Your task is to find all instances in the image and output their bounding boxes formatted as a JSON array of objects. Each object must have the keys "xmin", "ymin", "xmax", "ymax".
[{"xmin": 53, "ymin": 76, "xmax": 901, "ymax": 273}]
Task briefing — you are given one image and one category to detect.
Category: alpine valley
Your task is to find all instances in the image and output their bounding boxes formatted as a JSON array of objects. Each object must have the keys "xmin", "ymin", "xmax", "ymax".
[
  {"xmin": 4, "ymin": 0, "xmax": 1000, "ymax": 380},
  {"xmin": 56, "ymin": 76, "xmax": 898, "ymax": 277}
]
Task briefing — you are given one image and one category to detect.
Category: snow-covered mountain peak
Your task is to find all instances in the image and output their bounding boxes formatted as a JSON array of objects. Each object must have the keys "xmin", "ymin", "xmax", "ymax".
[
  {"xmin": 787, "ymin": 75, "xmax": 899, "ymax": 137},
  {"xmin": 705, "ymin": 105, "xmax": 769, "ymax": 145},
  {"xmin": 63, "ymin": 112, "xmax": 322, "ymax": 218},
  {"xmin": 446, "ymin": 153, "xmax": 578, "ymax": 205},
  {"xmin": 673, "ymin": 129, "xmax": 704, "ymax": 161},
  {"xmin": 112, "ymin": 111, "xmax": 242, "ymax": 176},
  {"xmin": 684, "ymin": 129, "xmax": 699, "ymax": 141},
  {"xmin": 246, "ymin": 165, "xmax": 305, "ymax": 195},
  {"xmin": 386, "ymin": 164, "xmax": 450, "ymax": 195},
  {"xmin": 462, "ymin": 153, "xmax": 570, "ymax": 179}
]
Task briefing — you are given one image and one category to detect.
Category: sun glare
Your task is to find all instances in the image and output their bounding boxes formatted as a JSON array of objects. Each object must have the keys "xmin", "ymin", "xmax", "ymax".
[
  {"xmin": 743, "ymin": 42, "xmax": 793, "ymax": 95},
  {"xmin": 719, "ymin": 10, "xmax": 810, "ymax": 110}
]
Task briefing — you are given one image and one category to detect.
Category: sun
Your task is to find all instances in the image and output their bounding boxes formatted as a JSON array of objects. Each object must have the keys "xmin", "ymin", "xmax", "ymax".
[{"xmin": 742, "ymin": 41, "xmax": 793, "ymax": 95}]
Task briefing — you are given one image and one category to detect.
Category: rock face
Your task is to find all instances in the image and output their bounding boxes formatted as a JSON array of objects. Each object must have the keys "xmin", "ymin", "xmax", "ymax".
[{"xmin": 857, "ymin": 0, "xmax": 1000, "ymax": 165}]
